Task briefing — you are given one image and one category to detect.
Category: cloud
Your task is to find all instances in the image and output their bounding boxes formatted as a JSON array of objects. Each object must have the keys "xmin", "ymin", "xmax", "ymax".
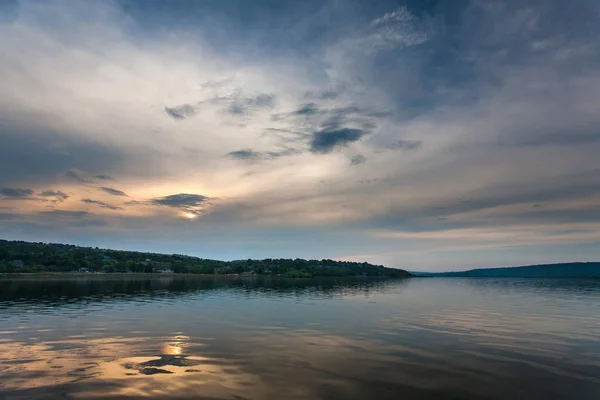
[
  {"xmin": 365, "ymin": 7, "xmax": 434, "ymax": 50},
  {"xmin": 81, "ymin": 198, "xmax": 123, "ymax": 210},
  {"xmin": 252, "ymin": 94, "xmax": 275, "ymax": 107},
  {"xmin": 294, "ymin": 103, "xmax": 320, "ymax": 116},
  {"xmin": 310, "ymin": 128, "xmax": 366, "ymax": 154},
  {"xmin": 65, "ymin": 169, "xmax": 97, "ymax": 184},
  {"xmin": 93, "ymin": 175, "xmax": 115, "ymax": 181},
  {"xmin": 139, "ymin": 193, "xmax": 212, "ymax": 215},
  {"xmin": 99, "ymin": 187, "xmax": 128, "ymax": 197},
  {"xmin": 319, "ymin": 90, "xmax": 341, "ymax": 100},
  {"xmin": 39, "ymin": 190, "xmax": 69, "ymax": 202},
  {"xmin": 164, "ymin": 104, "xmax": 197, "ymax": 120},
  {"xmin": 390, "ymin": 140, "xmax": 422, "ymax": 151},
  {"xmin": 228, "ymin": 149, "xmax": 261, "ymax": 161},
  {"xmin": 350, "ymin": 154, "xmax": 366, "ymax": 166},
  {"xmin": 166, "ymin": 93, "xmax": 275, "ymax": 119},
  {"xmin": 212, "ymin": 93, "xmax": 277, "ymax": 116},
  {"xmin": 227, "ymin": 148, "xmax": 301, "ymax": 161},
  {"xmin": 39, "ymin": 210, "xmax": 90, "ymax": 218},
  {"xmin": 0, "ymin": 188, "xmax": 34, "ymax": 199},
  {"xmin": 150, "ymin": 193, "xmax": 209, "ymax": 208}
]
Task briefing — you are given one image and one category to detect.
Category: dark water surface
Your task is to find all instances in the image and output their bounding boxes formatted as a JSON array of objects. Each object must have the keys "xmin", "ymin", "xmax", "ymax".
[{"xmin": 1, "ymin": 276, "xmax": 599, "ymax": 400}]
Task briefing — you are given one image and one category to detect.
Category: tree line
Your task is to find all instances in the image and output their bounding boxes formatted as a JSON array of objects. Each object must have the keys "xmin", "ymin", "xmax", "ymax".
[{"xmin": 0, "ymin": 239, "xmax": 410, "ymax": 278}]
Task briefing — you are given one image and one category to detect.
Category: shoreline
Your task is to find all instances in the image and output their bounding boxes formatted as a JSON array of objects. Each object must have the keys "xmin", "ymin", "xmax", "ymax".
[{"xmin": 0, "ymin": 272, "xmax": 409, "ymax": 279}]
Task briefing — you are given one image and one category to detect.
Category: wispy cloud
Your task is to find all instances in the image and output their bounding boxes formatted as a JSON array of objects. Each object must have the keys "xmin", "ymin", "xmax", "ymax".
[
  {"xmin": 367, "ymin": 7, "xmax": 434, "ymax": 50},
  {"xmin": 39, "ymin": 190, "xmax": 69, "ymax": 203},
  {"xmin": 227, "ymin": 148, "xmax": 301, "ymax": 161},
  {"xmin": 294, "ymin": 103, "xmax": 320, "ymax": 116},
  {"xmin": 0, "ymin": 188, "xmax": 34, "ymax": 199},
  {"xmin": 99, "ymin": 187, "xmax": 128, "ymax": 197},
  {"xmin": 39, "ymin": 210, "xmax": 90, "ymax": 218},
  {"xmin": 227, "ymin": 149, "xmax": 262, "ymax": 161},
  {"xmin": 65, "ymin": 169, "xmax": 97, "ymax": 184},
  {"xmin": 93, "ymin": 174, "xmax": 115, "ymax": 181},
  {"xmin": 81, "ymin": 198, "xmax": 123, "ymax": 210}
]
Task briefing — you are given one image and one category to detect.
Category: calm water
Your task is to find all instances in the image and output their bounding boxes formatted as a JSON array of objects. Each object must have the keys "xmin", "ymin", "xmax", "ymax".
[{"xmin": 1, "ymin": 277, "xmax": 599, "ymax": 400}]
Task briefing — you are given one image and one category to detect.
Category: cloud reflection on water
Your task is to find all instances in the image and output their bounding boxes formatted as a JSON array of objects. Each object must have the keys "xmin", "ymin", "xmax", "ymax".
[{"xmin": 1, "ymin": 277, "xmax": 600, "ymax": 399}]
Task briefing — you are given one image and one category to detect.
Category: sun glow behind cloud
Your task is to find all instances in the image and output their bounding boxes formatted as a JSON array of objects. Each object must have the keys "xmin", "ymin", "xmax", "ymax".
[{"xmin": 183, "ymin": 212, "xmax": 198, "ymax": 220}]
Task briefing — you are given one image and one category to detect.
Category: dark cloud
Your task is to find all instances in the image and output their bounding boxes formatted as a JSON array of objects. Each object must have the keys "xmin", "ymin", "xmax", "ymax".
[
  {"xmin": 39, "ymin": 190, "xmax": 69, "ymax": 202},
  {"xmin": 150, "ymin": 193, "xmax": 209, "ymax": 208},
  {"xmin": 310, "ymin": 128, "xmax": 366, "ymax": 154},
  {"xmin": 228, "ymin": 148, "xmax": 301, "ymax": 161},
  {"xmin": 66, "ymin": 169, "xmax": 97, "ymax": 184},
  {"xmin": 294, "ymin": 103, "xmax": 320, "ymax": 116},
  {"xmin": 145, "ymin": 193, "xmax": 211, "ymax": 216},
  {"xmin": 165, "ymin": 104, "xmax": 197, "ymax": 120},
  {"xmin": 99, "ymin": 187, "xmax": 128, "ymax": 197},
  {"xmin": 93, "ymin": 174, "xmax": 115, "ymax": 181},
  {"xmin": 298, "ymin": 105, "xmax": 383, "ymax": 133},
  {"xmin": 285, "ymin": 99, "xmax": 387, "ymax": 130},
  {"xmin": 0, "ymin": 188, "xmax": 34, "ymax": 199},
  {"xmin": 228, "ymin": 149, "xmax": 261, "ymax": 161},
  {"xmin": 81, "ymin": 198, "xmax": 123, "ymax": 210},
  {"xmin": 350, "ymin": 154, "xmax": 367, "ymax": 166}
]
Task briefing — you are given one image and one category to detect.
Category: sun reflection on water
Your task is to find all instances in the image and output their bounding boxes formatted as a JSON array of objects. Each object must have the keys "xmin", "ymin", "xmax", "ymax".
[
  {"xmin": 0, "ymin": 334, "xmax": 259, "ymax": 399},
  {"xmin": 162, "ymin": 334, "xmax": 189, "ymax": 355}
]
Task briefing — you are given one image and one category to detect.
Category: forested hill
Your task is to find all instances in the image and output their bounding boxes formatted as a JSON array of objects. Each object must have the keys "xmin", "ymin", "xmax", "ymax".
[
  {"xmin": 413, "ymin": 263, "xmax": 600, "ymax": 278},
  {"xmin": 0, "ymin": 239, "xmax": 410, "ymax": 278}
]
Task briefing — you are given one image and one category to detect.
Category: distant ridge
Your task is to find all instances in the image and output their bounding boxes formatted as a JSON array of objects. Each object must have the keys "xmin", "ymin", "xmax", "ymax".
[{"xmin": 412, "ymin": 262, "xmax": 600, "ymax": 278}]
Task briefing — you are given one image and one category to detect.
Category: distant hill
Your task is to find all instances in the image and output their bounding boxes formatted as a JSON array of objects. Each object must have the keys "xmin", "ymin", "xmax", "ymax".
[
  {"xmin": 0, "ymin": 239, "xmax": 410, "ymax": 278},
  {"xmin": 413, "ymin": 263, "xmax": 600, "ymax": 278}
]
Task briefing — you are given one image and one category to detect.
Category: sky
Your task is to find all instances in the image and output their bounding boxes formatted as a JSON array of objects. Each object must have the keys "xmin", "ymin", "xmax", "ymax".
[{"xmin": 0, "ymin": 0, "xmax": 599, "ymax": 271}]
